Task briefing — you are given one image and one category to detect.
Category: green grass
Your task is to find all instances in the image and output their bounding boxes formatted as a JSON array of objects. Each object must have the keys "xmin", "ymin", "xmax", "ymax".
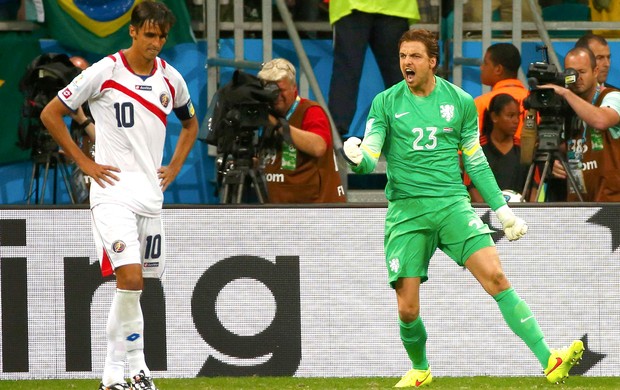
[{"xmin": 0, "ymin": 376, "xmax": 618, "ymax": 389}]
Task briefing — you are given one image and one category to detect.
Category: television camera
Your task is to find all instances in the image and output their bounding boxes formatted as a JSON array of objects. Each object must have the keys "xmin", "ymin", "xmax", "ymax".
[
  {"xmin": 18, "ymin": 53, "xmax": 87, "ymax": 204},
  {"xmin": 201, "ymin": 70, "xmax": 280, "ymax": 203},
  {"xmin": 521, "ymin": 46, "xmax": 583, "ymax": 201},
  {"xmin": 18, "ymin": 53, "xmax": 82, "ymax": 155}
]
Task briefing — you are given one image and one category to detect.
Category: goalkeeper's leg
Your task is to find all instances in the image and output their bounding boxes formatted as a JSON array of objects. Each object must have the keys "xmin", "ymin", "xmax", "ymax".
[
  {"xmin": 493, "ymin": 287, "xmax": 551, "ymax": 367},
  {"xmin": 465, "ymin": 246, "xmax": 551, "ymax": 367},
  {"xmin": 400, "ymin": 316, "xmax": 429, "ymax": 370},
  {"xmin": 394, "ymin": 277, "xmax": 432, "ymax": 387}
]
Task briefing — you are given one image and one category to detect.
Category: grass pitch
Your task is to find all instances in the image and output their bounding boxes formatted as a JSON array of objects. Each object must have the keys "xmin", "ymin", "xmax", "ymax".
[{"xmin": 0, "ymin": 376, "xmax": 617, "ymax": 389}]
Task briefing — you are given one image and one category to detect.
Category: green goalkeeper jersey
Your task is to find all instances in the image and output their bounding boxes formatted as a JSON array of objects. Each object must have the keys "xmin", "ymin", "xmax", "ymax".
[{"xmin": 353, "ymin": 76, "xmax": 506, "ymax": 211}]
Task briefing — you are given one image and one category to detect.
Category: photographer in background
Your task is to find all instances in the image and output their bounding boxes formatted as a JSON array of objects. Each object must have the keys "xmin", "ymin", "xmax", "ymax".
[
  {"xmin": 257, "ymin": 58, "xmax": 346, "ymax": 203},
  {"xmin": 540, "ymin": 47, "xmax": 620, "ymax": 202}
]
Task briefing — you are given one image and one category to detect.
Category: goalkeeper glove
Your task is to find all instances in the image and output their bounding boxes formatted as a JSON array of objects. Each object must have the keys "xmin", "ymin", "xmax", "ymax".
[
  {"xmin": 342, "ymin": 137, "xmax": 363, "ymax": 166},
  {"xmin": 495, "ymin": 204, "xmax": 528, "ymax": 241}
]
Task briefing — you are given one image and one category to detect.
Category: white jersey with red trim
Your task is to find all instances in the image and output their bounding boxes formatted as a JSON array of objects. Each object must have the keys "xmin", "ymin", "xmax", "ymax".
[{"xmin": 58, "ymin": 51, "xmax": 192, "ymax": 216}]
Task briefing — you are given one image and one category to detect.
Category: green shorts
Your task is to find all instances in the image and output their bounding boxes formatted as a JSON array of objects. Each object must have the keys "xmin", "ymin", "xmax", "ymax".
[{"xmin": 384, "ymin": 196, "xmax": 494, "ymax": 287}]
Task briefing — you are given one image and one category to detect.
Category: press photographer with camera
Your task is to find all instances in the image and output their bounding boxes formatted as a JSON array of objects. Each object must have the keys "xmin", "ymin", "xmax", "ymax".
[
  {"xmin": 256, "ymin": 58, "xmax": 346, "ymax": 203},
  {"xmin": 537, "ymin": 47, "xmax": 620, "ymax": 202}
]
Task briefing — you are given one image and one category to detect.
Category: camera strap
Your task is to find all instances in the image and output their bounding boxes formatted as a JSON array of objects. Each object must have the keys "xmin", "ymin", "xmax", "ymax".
[
  {"xmin": 591, "ymin": 84, "xmax": 602, "ymax": 106},
  {"xmin": 285, "ymin": 95, "xmax": 301, "ymax": 120},
  {"xmin": 280, "ymin": 96, "xmax": 301, "ymax": 170},
  {"xmin": 575, "ymin": 84, "xmax": 603, "ymax": 143}
]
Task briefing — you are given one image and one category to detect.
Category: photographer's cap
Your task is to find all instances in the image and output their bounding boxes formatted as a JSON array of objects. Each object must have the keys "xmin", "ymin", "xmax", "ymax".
[{"xmin": 258, "ymin": 58, "xmax": 296, "ymax": 83}]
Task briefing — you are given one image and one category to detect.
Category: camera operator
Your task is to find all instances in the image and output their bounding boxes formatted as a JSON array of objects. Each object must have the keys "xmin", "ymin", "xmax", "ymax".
[
  {"xmin": 539, "ymin": 47, "xmax": 620, "ymax": 202},
  {"xmin": 257, "ymin": 58, "xmax": 346, "ymax": 203}
]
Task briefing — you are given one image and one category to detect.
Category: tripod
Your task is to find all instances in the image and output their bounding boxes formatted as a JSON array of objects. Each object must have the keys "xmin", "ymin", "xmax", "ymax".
[
  {"xmin": 27, "ymin": 151, "xmax": 76, "ymax": 204},
  {"xmin": 522, "ymin": 149, "xmax": 584, "ymax": 202},
  {"xmin": 218, "ymin": 156, "xmax": 269, "ymax": 204}
]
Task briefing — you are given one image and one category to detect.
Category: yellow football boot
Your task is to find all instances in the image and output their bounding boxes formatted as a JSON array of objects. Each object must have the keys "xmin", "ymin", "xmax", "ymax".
[
  {"xmin": 544, "ymin": 340, "xmax": 585, "ymax": 384},
  {"xmin": 394, "ymin": 367, "xmax": 433, "ymax": 388}
]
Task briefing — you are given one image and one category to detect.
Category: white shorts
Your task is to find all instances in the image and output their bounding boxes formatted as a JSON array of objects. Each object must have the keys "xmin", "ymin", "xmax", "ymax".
[{"xmin": 91, "ymin": 203, "xmax": 166, "ymax": 279}]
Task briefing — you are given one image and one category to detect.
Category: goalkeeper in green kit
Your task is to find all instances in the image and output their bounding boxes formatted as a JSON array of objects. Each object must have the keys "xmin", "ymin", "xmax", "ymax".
[{"xmin": 342, "ymin": 29, "xmax": 583, "ymax": 388}]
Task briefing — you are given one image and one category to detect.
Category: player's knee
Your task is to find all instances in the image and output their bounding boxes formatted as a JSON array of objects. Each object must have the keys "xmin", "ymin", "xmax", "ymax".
[
  {"xmin": 488, "ymin": 270, "xmax": 510, "ymax": 294},
  {"xmin": 398, "ymin": 305, "xmax": 420, "ymax": 323},
  {"xmin": 115, "ymin": 264, "xmax": 144, "ymax": 290}
]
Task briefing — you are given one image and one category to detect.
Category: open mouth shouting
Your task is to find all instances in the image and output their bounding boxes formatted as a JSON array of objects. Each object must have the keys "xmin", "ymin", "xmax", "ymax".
[{"xmin": 404, "ymin": 68, "xmax": 415, "ymax": 82}]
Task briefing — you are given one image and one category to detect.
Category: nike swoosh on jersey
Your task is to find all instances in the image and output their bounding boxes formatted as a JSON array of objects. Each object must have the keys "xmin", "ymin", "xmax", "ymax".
[{"xmin": 395, "ymin": 112, "xmax": 410, "ymax": 118}]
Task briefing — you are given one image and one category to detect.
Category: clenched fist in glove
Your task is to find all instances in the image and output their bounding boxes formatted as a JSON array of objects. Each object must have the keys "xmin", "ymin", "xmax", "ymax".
[
  {"xmin": 342, "ymin": 137, "xmax": 363, "ymax": 165},
  {"xmin": 496, "ymin": 205, "xmax": 528, "ymax": 241}
]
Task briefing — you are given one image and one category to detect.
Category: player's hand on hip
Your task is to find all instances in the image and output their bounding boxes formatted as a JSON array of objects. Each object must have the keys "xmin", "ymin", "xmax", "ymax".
[
  {"xmin": 158, "ymin": 165, "xmax": 180, "ymax": 192},
  {"xmin": 81, "ymin": 159, "xmax": 120, "ymax": 188},
  {"xmin": 342, "ymin": 137, "xmax": 363, "ymax": 166},
  {"xmin": 496, "ymin": 205, "xmax": 528, "ymax": 241}
]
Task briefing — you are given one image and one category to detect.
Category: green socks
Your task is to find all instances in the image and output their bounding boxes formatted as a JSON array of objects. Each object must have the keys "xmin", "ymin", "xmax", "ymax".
[
  {"xmin": 400, "ymin": 316, "xmax": 429, "ymax": 370},
  {"xmin": 494, "ymin": 287, "xmax": 551, "ymax": 367},
  {"xmin": 399, "ymin": 288, "xmax": 551, "ymax": 370}
]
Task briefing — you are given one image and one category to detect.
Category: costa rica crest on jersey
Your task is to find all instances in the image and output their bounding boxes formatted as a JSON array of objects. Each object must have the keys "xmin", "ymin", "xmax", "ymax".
[
  {"xmin": 440, "ymin": 104, "xmax": 455, "ymax": 122},
  {"xmin": 111, "ymin": 240, "xmax": 126, "ymax": 253},
  {"xmin": 160, "ymin": 92, "xmax": 170, "ymax": 108}
]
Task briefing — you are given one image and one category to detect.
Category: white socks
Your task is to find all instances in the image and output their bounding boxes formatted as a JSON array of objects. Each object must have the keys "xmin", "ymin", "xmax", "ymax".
[
  {"xmin": 102, "ymin": 290, "xmax": 127, "ymax": 385},
  {"xmin": 102, "ymin": 288, "xmax": 149, "ymax": 385}
]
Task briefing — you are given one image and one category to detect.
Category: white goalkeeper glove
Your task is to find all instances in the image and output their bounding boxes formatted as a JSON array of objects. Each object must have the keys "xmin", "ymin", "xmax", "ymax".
[
  {"xmin": 495, "ymin": 204, "xmax": 528, "ymax": 241},
  {"xmin": 342, "ymin": 137, "xmax": 363, "ymax": 166}
]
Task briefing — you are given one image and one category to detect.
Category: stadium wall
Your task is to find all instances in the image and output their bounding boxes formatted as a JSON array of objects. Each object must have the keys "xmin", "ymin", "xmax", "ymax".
[{"xmin": 0, "ymin": 205, "xmax": 618, "ymax": 379}]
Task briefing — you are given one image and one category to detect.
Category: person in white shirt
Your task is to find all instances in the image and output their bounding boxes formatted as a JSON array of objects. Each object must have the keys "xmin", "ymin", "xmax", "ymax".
[{"xmin": 40, "ymin": 2, "xmax": 198, "ymax": 389}]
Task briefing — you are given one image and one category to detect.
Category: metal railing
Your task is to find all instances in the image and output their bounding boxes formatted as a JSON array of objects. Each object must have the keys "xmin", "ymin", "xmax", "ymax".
[
  {"xmin": 451, "ymin": 0, "xmax": 620, "ymax": 89},
  {"xmin": 203, "ymin": 0, "xmax": 353, "ymax": 192}
]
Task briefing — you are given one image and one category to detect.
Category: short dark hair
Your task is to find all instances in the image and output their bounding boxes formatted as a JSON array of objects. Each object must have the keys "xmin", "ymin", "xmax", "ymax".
[
  {"xmin": 575, "ymin": 33, "xmax": 608, "ymax": 49},
  {"xmin": 131, "ymin": 1, "xmax": 176, "ymax": 32},
  {"xmin": 398, "ymin": 29, "xmax": 440, "ymax": 70},
  {"xmin": 566, "ymin": 46, "xmax": 597, "ymax": 69},
  {"xmin": 486, "ymin": 43, "xmax": 521, "ymax": 77}
]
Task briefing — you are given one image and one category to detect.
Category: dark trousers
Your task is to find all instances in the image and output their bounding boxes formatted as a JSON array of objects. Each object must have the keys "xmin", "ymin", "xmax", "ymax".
[{"xmin": 328, "ymin": 10, "xmax": 409, "ymax": 137}]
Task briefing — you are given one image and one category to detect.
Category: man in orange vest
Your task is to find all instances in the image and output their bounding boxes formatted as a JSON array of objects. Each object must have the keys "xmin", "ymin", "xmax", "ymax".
[{"xmin": 475, "ymin": 43, "xmax": 529, "ymax": 143}]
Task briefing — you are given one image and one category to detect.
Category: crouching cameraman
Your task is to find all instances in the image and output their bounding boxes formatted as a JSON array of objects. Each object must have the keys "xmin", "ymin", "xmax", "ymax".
[
  {"xmin": 539, "ymin": 47, "xmax": 620, "ymax": 202},
  {"xmin": 257, "ymin": 58, "xmax": 346, "ymax": 203}
]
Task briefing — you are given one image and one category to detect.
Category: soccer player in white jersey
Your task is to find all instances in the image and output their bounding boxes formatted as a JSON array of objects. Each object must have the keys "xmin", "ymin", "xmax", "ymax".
[
  {"xmin": 342, "ymin": 29, "xmax": 583, "ymax": 387},
  {"xmin": 40, "ymin": 2, "xmax": 198, "ymax": 389}
]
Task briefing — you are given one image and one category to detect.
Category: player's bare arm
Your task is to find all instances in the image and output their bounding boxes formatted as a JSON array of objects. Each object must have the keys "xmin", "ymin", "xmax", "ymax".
[
  {"xmin": 41, "ymin": 97, "xmax": 120, "ymax": 188},
  {"xmin": 157, "ymin": 115, "xmax": 198, "ymax": 191}
]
